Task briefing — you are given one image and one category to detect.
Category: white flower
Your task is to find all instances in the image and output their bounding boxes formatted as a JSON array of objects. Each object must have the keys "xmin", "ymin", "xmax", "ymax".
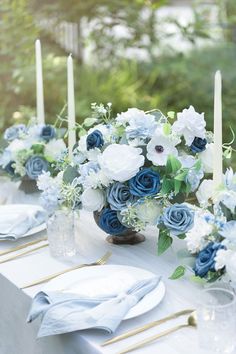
[
  {"xmin": 146, "ymin": 131, "xmax": 178, "ymax": 166},
  {"xmin": 196, "ymin": 179, "xmax": 214, "ymax": 207},
  {"xmin": 37, "ymin": 171, "xmax": 52, "ymax": 191},
  {"xmin": 6, "ymin": 139, "xmax": 30, "ymax": 154},
  {"xmin": 116, "ymin": 108, "xmax": 144, "ymax": 126},
  {"xmin": 98, "ymin": 144, "xmax": 144, "ymax": 182},
  {"xmin": 224, "ymin": 168, "xmax": 236, "ymax": 191},
  {"xmin": 185, "ymin": 210, "xmax": 213, "ymax": 253},
  {"xmin": 216, "ymin": 190, "xmax": 236, "ymax": 214},
  {"xmin": 27, "ymin": 124, "xmax": 43, "ymax": 139},
  {"xmin": 81, "ymin": 188, "xmax": 105, "ymax": 212},
  {"xmin": 199, "ymin": 143, "xmax": 214, "ymax": 173},
  {"xmin": 44, "ymin": 139, "xmax": 67, "ymax": 160},
  {"xmin": 77, "ymin": 135, "xmax": 101, "ymax": 161},
  {"xmin": 225, "ymin": 251, "xmax": 236, "ymax": 283},
  {"xmin": 219, "ymin": 221, "xmax": 236, "ymax": 244},
  {"xmin": 172, "ymin": 106, "xmax": 206, "ymax": 146},
  {"xmin": 135, "ymin": 199, "xmax": 161, "ymax": 225},
  {"xmin": 178, "ymin": 155, "xmax": 196, "ymax": 168},
  {"xmin": 0, "ymin": 150, "xmax": 12, "ymax": 167},
  {"xmin": 214, "ymin": 249, "xmax": 229, "ymax": 271}
]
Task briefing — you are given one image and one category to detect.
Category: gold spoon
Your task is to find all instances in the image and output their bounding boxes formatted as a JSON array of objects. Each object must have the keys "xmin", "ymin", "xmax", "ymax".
[{"xmin": 117, "ymin": 312, "xmax": 197, "ymax": 354}]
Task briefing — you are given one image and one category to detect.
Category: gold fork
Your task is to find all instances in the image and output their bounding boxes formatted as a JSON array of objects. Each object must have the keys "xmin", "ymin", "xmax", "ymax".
[
  {"xmin": 101, "ymin": 308, "xmax": 194, "ymax": 346},
  {"xmin": 0, "ymin": 237, "xmax": 48, "ymax": 257},
  {"xmin": 21, "ymin": 251, "xmax": 112, "ymax": 289},
  {"xmin": 0, "ymin": 243, "xmax": 49, "ymax": 264}
]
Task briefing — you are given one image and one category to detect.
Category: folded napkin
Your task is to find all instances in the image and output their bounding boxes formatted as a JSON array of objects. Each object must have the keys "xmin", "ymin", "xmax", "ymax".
[
  {"xmin": 27, "ymin": 275, "xmax": 161, "ymax": 337},
  {"xmin": 0, "ymin": 204, "xmax": 46, "ymax": 240}
]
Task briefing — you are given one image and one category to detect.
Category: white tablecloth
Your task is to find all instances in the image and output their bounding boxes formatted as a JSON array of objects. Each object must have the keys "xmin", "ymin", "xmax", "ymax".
[{"xmin": 0, "ymin": 207, "xmax": 219, "ymax": 354}]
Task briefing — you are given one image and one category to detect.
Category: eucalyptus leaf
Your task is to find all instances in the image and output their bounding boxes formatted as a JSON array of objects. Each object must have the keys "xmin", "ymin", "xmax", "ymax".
[
  {"xmin": 169, "ymin": 265, "xmax": 186, "ymax": 280},
  {"xmin": 83, "ymin": 117, "xmax": 98, "ymax": 127},
  {"xmin": 157, "ymin": 229, "xmax": 172, "ymax": 255},
  {"xmin": 167, "ymin": 111, "xmax": 175, "ymax": 119},
  {"xmin": 63, "ymin": 166, "xmax": 79, "ymax": 184}
]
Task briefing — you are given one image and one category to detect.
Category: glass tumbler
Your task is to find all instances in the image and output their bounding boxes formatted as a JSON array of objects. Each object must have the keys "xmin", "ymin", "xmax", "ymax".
[
  {"xmin": 47, "ymin": 209, "xmax": 78, "ymax": 258},
  {"xmin": 197, "ymin": 287, "xmax": 236, "ymax": 353}
]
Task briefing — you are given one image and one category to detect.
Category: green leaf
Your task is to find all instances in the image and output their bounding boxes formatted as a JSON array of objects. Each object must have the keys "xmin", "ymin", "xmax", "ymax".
[
  {"xmin": 193, "ymin": 159, "xmax": 202, "ymax": 172},
  {"xmin": 83, "ymin": 117, "xmax": 98, "ymax": 127},
  {"xmin": 169, "ymin": 265, "xmax": 186, "ymax": 280},
  {"xmin": 31, "ymin": 143, "xmax": 44, "ymax": 154},
  {"xmin": 189, "ymin": 275, "xmax": 206, "ymax": 284},
  {"xmin": 163, "ymin": 123, "xmax": 171, "ymax": 135},
  {"xmin": 161, "ymin": 177, "xmax": 174, "ymax": 194},
  {"xmin": 177, "ymin": 233, "xmax": 186, "ymax": 239},
  {"xmin": 157, "ymin": 229, "xmax": 172, "ymax": 255},
  {"xmin": 166, "ymin": 155, "xmax": 181, "ymax": 174},
  {"xmin": 167, "ymin": 111, "xmax": 175, "ymax": 119},
  {"xmin": 63, "ymin": 166, "xmax": 79, "ymax": 184},
  {"xmin": 174, "ymin": 179, "xmax": 181, "ymax": 194},
  {"xmin": 174, "ymin": 169, "xmax": 188, "ymax": 181},
  {"xmin": 78, "ymin": 128, "xmax": 87, "ymax": 137}
]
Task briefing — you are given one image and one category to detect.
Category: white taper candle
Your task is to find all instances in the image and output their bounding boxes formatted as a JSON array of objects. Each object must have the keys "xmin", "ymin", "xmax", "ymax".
[
  {"xmin": 35, "ymin": 39, "xmax": 45, "ymax": 124},
  {"xmin": 67, "ymin": 54, "xmax": 76, "ymax": 159}
]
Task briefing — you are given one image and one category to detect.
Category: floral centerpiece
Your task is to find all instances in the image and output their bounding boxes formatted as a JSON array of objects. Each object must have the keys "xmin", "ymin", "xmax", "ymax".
[
  {"xmin": 164, "ymin": 168, "xmax": 236, "ymax": 286},
  {"xmin": 67, "ymin": 103, "xmax": 213, "ymax": 245},
  {"xmin": 0, "ymin": 121, "xmax": 66, "ymax": 192}
]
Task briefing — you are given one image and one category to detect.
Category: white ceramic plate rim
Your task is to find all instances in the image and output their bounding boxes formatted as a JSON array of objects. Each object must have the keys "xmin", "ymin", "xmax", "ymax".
[{"xmin": 44, "ymin": 264, "xmax": 165, "ymax": 320}]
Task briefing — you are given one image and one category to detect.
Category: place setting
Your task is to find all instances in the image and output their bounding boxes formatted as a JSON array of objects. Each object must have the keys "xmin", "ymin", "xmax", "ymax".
[{"xmin": 1, "ymin": 3, "xmax": 236, "ymax": 354}]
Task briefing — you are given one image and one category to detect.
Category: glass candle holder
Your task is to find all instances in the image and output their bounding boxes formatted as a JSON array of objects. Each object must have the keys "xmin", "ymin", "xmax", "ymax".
[
  {"xmin": 47, "ymin": 209, "xmax": 78, "ymax": 259},
  {"xmin": 197, "ymin": 287, "xmax": 236, "ymax": 353}
]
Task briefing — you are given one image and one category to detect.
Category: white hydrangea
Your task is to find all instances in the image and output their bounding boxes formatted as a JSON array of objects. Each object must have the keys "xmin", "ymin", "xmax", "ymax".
[
  {"xmin": 44, "ymin": 139, "xmax": 67, "ymax": 161},
  {"xmin": 172, "ymin": 106, "xmax": 206, "ymax": 146},
  {"xmin": 199, "ymin": 143, "xmax": 214, "ymax": 173}
]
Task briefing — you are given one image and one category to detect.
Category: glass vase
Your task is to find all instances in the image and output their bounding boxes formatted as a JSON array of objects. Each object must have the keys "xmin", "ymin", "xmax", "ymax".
[{"xmin": 47, "ymin": 209, "xmax": 78, "ymax": 259}]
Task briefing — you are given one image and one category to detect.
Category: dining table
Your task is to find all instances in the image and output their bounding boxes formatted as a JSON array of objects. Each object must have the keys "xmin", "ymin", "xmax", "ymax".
[{"xmin": 0, "ymin": 189, "xmax": 222, "ymax": 354}]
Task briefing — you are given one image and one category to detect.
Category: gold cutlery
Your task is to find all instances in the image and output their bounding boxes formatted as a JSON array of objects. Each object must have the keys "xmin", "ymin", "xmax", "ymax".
[
  {"xmin": 21, "ymin": 251, "xmax": 112, "ymax": 289},
  {"xmin": 102, "ymin": 308, "xmax": 194, "ymax": 346},
  {"xmin": 0, "ymin": 243, "xmax": 49, "ymax": 264},
  {"xmin": 0, "ymin": 237, "xmax": 48, "ymax": 256},
  {"xmin": 117, "ymin": 312, "xmax": 197, "ymax": 354}
]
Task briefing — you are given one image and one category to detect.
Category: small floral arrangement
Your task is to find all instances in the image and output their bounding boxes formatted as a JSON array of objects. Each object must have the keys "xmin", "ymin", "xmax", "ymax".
[
  {"xmin": 63, "ymin": 103, "xmax": 214, "ymax": 241},
  {"xmin": 0, "ymin": 121, "xmax": 66, "ymax": 181},
  {"xmin": 167, "ymin": 168, "xmax": 236, "ymax": 286}
]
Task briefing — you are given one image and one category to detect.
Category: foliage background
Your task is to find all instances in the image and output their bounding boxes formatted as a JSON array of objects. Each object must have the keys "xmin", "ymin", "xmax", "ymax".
[{"xmin": 0, "ymin": 0, "xmax": 235, "ymax": 166}]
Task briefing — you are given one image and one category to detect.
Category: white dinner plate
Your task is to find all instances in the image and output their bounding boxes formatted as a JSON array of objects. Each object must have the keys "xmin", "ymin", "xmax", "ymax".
[
  {"xmin": 23, "ymin": 222, "xmax": 46, "ymax": 237},
  {"xmin": 44, "ymin": 265, "xmax": 165, "ymax": 320}
]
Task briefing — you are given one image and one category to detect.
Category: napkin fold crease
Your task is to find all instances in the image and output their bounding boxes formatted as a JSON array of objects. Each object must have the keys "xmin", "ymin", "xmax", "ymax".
[{"xmin": 27, "ymin": 276, "xmax": 161, "ymax": 337}]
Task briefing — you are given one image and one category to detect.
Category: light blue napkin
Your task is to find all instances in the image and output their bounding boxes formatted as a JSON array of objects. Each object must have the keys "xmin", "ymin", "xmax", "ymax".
[
  {"xmin": 27, "ymin": 276, "xmax": 161, "ymax": 337},
  {"xmin": 0, "ymin": 204, "xmax": 46, "ymax": 240}
]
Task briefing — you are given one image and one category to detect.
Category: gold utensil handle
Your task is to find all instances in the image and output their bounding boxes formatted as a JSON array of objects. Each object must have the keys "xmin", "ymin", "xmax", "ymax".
[
  {"xmin": 21, "ymin": 263, "xmax": 93, "ymax": 289},
  {"xmin": 117, "ymin": 324, "xmax": 188, "ymax": 354},
  {"xmin": 102, "ymin": 309, "xmax": 194, "ymax": 346},
  {"xmin": 0, "ymin": 237, "xmax": 48, "ymax": 256},
  {"xmin": 0, "ymin": 243, "xmax": 48, "ymax": 264}
]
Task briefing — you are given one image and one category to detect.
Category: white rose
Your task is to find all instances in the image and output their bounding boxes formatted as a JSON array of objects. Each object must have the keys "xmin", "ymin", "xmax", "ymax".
[
  {"xmin": 196, "ymin": 179, "xmax": 214, "ymax": 207},
  {"xmin": 98, "ymin": 144, "xmax": 144, "ymax": 182},
  {"xmin": 6, "ymin": 139, "xmax": 30, "ymax": 154},
  {"xmin": 199, "ymin": 143, "xmax": 214, "ymax": 173},
  {"xmin": 135, "ymin": 199, "xmax": 161, "ymax": 225},
  {"xmin": 44, "ymin": 139, "xmax": 66, "ymax": 160},
  {"xmin": 81, "ymin": 188, "xmax": 105, "ymax": 212}
]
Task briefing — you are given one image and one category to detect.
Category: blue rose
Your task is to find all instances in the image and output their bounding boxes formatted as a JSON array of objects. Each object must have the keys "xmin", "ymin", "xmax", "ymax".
[
  {"xmin": 86, "ymin": 130, "xmax": 104, "ymax": 150},
  {"xmin": 4, "ymin": 161, "xmax": 16, "ymax": 177},
  {"xmin": 98, "ymin": 208, "xmax": 128, "ymax": 235},
  {"xmin": 25, "ymin": 156, "xmax": 49, "ymax": 180},
  {"xmin": 107, "ymin": 182, "xmax": 136, "ymax": 210},
  {"xmin": 129, "ymin": 168, "xmax": 161, "ymax": 197},
  {"xmin": 4, "ymin": 124, "xmax": 27, "ymax": 141},
  {"xmin": 194, "ymin": 242, "xmax": 226, "ymax": 277},
  {"xmin": 41, "ymin": 125, "xmax": 56, "ymax": 141},
  {"xmin": 190, "ymin": 137, "xmax": 207, "ymax": 153},
  {"xmin": 162, "ymin": 204, "xmax": 194, "ymax": 236}
]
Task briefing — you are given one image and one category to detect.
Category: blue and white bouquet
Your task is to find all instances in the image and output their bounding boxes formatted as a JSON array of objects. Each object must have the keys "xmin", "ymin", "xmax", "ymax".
[
  {"xmin": 64, "ymin": 103, "xmax": 214, "ymax": 241},
  {"xmin": 167, "ymin": 168, "xmax": 236, "ymax": 285},
  {"xmin": 0, "ymin": 122, "xmax": 66, "ymax": 181}
]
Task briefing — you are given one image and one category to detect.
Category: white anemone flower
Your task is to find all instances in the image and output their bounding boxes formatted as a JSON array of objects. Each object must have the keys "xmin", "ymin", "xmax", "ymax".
[{"xmin": 146, "ymin": 132, "xmax": 178, "ymax": 166}]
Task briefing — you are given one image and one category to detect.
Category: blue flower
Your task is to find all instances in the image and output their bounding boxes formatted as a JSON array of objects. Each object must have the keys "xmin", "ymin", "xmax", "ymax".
[
  {"xmin": 25, "ymin": 156, "xmax": 49, "ymax": 180},
  {"xmin": 4, "ymin": 161, "xmax": 16, "ymax": 177},
  {"xmin": 194, "ymin": 242, "xmax": 226, "ymax": 277},
  {"xmin": 186, "ymin": 169, "xmax": 204, "ymax": 192},
  {"xmin": 162, "ymin": 204, "xmax": 194, "ymax": 236},
  {"xmin": 107, "ymin": 182, "xmax": 136, "ymax": 210},
  {"xmin": 98, "ymin": 208, "xmax": 128, "ymax": 235},
  {"xmin": 129, "ymin": 168, "xmax": 161, "ymax": 197},
  {"xmin": 4, "ymin": 124, "xmax": 27, "ymax": 141},
  {"xmin": 86, "ymin": 130, "xmax": 104, "ymax": 150},
  {"xmin": 41, "ymin": 125, "xmax": 56, "ymax": 141},
  {"xmin": 190, "ymin": 137, "xmax": 207, "ymax": 153}
]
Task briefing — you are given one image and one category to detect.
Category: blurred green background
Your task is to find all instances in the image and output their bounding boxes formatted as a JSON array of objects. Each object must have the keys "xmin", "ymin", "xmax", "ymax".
[{"xmin": 0, "ymin": 0, "xmax": 235, "ymax": 166}]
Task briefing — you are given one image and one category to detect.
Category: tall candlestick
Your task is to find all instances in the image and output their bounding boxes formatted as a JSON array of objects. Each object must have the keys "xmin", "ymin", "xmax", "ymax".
[
  {"xmin": 35, "ymin": 39, "xmax": 45, "ymax": 124},
  {"xmin": 67, "ymin": 54, "xmax": 76, "ymax": 159},
  {"xmin": 213, "ymin": 70, "xmax": 223, "ymax": 188}
]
